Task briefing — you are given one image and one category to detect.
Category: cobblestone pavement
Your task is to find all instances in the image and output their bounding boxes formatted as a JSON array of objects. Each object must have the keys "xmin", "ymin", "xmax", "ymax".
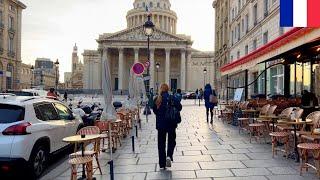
[{"xmin": 41, "ymin": 100, "xmax": 318, "ymax": 180}]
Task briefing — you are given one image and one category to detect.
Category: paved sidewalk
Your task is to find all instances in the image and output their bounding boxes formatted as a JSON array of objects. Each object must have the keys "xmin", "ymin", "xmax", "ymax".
[{"xmin": 42, "ymin": 100, "xmax": 318, "ymax": 180}]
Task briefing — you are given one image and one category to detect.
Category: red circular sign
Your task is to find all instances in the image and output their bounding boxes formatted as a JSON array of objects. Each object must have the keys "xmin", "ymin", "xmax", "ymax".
[{"xmin": 132, "ymin": 63, "xmax": 145, "ymax": 75}]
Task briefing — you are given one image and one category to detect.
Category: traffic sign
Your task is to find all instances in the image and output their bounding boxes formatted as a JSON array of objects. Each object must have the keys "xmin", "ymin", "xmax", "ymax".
[{"xmin": 132, "ymin": 63, "xmax": 145, "ymax": 75}]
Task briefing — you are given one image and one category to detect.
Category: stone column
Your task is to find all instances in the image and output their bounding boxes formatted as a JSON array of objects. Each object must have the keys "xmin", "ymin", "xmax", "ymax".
[
  {"xmin": 118, "ymin": 48, "xmax": 124, "ymax": 91},
  {"xmin": 180, "ymin": 49, "xmax": 186, "ymax": 91},
  {"xmin": 134, "ymin": 48, "xmax": 139, "ymax": 63},
  {"xmin": 150, "ymin": 48, "xmax": 155, "ymax": 90},
  {"xmin": 186, "ymin": 50, "xmax": 192, "ymax": 91},
  {"xmin": 165, "ymin": 48, "xmax": 171, "ymax": 85}
]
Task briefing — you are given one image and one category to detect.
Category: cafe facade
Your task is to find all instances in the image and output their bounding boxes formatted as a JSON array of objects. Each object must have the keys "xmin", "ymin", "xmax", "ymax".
[{"xmin": 220, "ymin": 28, "xmax": 320, "ymax": 101}]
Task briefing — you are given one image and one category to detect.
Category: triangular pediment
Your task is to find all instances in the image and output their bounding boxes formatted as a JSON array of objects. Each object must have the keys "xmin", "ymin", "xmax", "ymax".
[{"xmin": 100, "ymin": 26, "xmax": 190, "ymax": 42}]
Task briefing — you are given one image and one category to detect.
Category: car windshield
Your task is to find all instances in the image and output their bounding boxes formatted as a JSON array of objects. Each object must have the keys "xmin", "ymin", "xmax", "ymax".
[{"xmin": 0, "ymin": 104, "xmax": 25, "ymax": 123}]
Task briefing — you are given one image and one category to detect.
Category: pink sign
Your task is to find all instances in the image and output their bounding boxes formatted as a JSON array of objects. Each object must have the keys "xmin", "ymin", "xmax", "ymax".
[{"xmin": 132, "ymin": 63, "xmax": 145, "ymax": 75}]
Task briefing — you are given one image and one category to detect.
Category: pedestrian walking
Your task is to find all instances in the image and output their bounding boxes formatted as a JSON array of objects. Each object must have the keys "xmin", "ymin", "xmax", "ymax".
[
  {"xmin": 204, "ymin": 84, "xmax": 217, "ymax": 123},
  {"xmin": 47, "ymin": 88, "xmax": 57, "ymax": 98},
  {"xmin": 175, "ymin": 89, "xmax": 182, "ymax": 102},
  {"xmin": 64, "ymin": 91, "xmax": 68, "ymax": 102},
  {"xmin": 153, "ymin": 84, "xmax": 182, "ymax": 169}
]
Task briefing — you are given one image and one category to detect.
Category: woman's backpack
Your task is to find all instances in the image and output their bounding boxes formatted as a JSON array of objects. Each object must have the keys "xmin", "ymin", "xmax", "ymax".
[{"xmin": 165, "ymin": 95, "xmax": 181, "ymax": 124}]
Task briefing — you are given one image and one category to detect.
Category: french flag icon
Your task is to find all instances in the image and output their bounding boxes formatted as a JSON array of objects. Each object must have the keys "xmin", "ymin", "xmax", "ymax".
[{"xmin": 280, "ymin": 0, "xmax": 320, "ymax": 27}]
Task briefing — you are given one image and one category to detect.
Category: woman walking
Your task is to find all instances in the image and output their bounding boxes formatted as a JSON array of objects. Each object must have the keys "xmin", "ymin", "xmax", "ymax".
[
  {"xmin": 204, "ymin": 84, "xmax": 217, "ymax": 123},
  {"xmin": 153, "ymin": 84, "xmax": 182, "ymax": 169}
]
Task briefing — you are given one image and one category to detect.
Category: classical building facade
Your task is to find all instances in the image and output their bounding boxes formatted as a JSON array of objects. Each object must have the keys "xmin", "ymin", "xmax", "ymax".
[
  {"xmin": 19, "ymin": 62, "xmax": 32, "ymax": 89},
  {"xmin": 83, "ymin": 0, "xmax": 214, "ymax": 92},
  {"xmin": 0, "ymin": 0, "xmax": 26, "ymax": 91},
  {"xmin": 33, "ymin": 58, "xmax": 59, "ymax": 90},
  {"xmin": 213, "ymin": 0, "xmax": 230, "ymax": 97}
]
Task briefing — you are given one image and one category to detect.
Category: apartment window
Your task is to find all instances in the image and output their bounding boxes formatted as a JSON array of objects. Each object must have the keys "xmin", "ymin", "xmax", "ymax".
[
  {"xmin": 231, "ymin": 30, "xmax": 234, "ymax": 45},
  {"xmin": 8, "ymin": 16, "xmax": 14, "ymax": 29},
  {"xmin": 237, "ymin": 51, "xmax": 240, "ymax": 59},
  {"xmin": 0, "ymin": 11, "xmax": 2, "ymax": 26},
  {"xmin": 232, "ymin": 8, "xmax": 234, "ymax": 19},
  {"xmin": 279, "ymin": 27, "xmax": 284, "ymax": 35},
  {"xmin": 245, "ymin": 45, "xmax": 249, "ymax": 55},
  {"xmin": 231, "ymin": 55, "xmax": 234, "ymax": 61},
  {"xmin": 149, "ymin": 2, "xmax": 153, "ymax": 8},
  {"xmin": 237, "ymin": 23, "xmax": 240, "ymax": 41},
  {"xmin": 8, "ymin": 37, "xmax": 14, "ymax": 52},
  {"xmin": 245, "ymin": 14, "xmax": 249, "ymax": 32},
  {"xmin": 9, "ymin": 4, "xmax": 15, "ymax": 12},
  {"xmin": 241, "ymin": 19, "xmax": 244, "ymax": 32},
  {"xmin": 253, "ymin": 39, "xmax": 257, "ymax": 50},
  {"xmin": 238, "ymin": 0, "xmax": 241, "ymax": 10},
  {"xmin": 264, "ymin": 0, "xmax": 269, "ymax": 17},
  {"xmin": 157, "ymin": 3, "xmax": 160, "ymax": 7},
  {"xmin": 143, "ymin": 2, "xmax": 145, "ymax": 7},
  {"xmin": 263, "ymin": 31, "xmax": 269, "ymax": 44},
  {"xmin": 253, "ymin": 4, "xmax": 258, "ymax": 25}
]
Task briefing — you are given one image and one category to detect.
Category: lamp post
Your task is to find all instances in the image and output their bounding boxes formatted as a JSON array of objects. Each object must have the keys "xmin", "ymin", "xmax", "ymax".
[
  {"xmin": 156, "ymin": 62, "xmax": 160, "ymax": 94},
  {"xmin": 143, "ymin": 11, "xmax": 155, "ymax": 117},
  {"xmin": 54, "ymin": 59, "xmax": 59, "ymax": 90},
  {"xmin": 203, "ymin": 67, "xmax": 207, "ymax": 87},
  {"xmin": 31, "ymin": 65, "xmax": 34, "ymax": 88}
]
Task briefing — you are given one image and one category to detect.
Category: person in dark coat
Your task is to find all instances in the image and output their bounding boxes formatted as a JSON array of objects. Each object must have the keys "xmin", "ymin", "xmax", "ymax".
[
  {"xmin": 153, "ymin": 83, "xmax": 182, "ymax": 169},
  {"xmin": 204, "ymin": 84, "xmax": 217, "ymax": 123},
  {"xmin": 64, "ymin": 92, "xmax": 68, "ymax": 102}
]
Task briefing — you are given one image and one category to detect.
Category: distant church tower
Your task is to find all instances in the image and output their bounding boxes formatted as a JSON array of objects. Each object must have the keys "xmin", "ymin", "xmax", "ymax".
[{"xmin": 72, "ymin": 43, "xmax": 79, "ymax": 73}]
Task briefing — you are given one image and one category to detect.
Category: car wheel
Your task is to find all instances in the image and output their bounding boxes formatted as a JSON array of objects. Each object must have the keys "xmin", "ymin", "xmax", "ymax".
[{"xmin": 29, "ymin": 145, "xmax": 48, "ymax": 178}]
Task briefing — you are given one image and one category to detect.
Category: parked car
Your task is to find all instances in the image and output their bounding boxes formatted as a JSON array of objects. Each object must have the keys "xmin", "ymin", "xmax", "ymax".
[
  {"xmin": 0, "ymin": 96, "xmax": 83, "ymax": 178},
  {"xmin": 183, "ymin": 92, "xmax": 197, "ymax": 99}
]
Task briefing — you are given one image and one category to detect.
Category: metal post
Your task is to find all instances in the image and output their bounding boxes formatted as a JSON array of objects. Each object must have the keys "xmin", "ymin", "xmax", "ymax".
[
  {"xmin": 264, "ymin": 62, "xmax": 267, "ymax": 97},
  {"xmin": 294, "ymin": 61, "xmax": 297, "ymax": 97},
  {"xmin": 245, "ymin": 70, "xmax": 248, "ymax": 100},
  {"xmin": 55, "ymin": 66, "xmax": 58, "ymax": 90},
  {"xmin": 226, "ymin": 75, "xmax": 229, "ymax": 103}
]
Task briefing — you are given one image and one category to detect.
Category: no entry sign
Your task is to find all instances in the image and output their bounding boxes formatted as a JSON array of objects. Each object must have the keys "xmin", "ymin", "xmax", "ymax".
[{"xmin": 132, "ymin": 62, "xmax": 145, "ymax": 75}]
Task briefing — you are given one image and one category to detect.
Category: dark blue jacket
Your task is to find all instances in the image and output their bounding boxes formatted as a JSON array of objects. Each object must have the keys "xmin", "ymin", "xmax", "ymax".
[
  {"xmin": 153, "ymin": 92, "xmax": 182, "ymax": 130},
  {"xmin": 204, "ymin": 84, "xmax": 217, "ymax": 109}
]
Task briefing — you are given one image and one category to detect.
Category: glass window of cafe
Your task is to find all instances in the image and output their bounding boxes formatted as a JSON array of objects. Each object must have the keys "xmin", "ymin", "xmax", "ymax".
[
  {"xmin": 228, "ymin": 72, "xmax": 246, "ymax": 100},
  {"xmin": 290, "ymin": 62, "xmax": 311, "ymax": 97}
]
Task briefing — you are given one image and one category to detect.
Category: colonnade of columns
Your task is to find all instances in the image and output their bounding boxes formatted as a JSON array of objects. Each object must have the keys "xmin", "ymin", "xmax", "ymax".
[
  {"xmin": 127, "ymin": 14, "xmax": 177, "ymax": 34},
  {"xmin": 102, "ymin": 47, "xmax": 189, "ymax": 91}
]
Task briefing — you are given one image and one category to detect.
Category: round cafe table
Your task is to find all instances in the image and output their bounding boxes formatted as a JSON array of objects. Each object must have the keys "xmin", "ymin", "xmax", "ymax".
[
  {"xmin": 63, "ymin": 134, "xmax": 101, "ymax": 180},
  {"xmin": 277, "ymin": 119, "xmax": 313, "ymax": 162},
  {"xmin": 257, "ymin": 115, "xmax": 284, "ymax": 132}
]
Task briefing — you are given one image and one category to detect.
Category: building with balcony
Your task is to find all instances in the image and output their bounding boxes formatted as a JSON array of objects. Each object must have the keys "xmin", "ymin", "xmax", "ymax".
[
  {"xmin": 219, "ymin": 0, "xmax": 320, "ymax": 102},
  {"xmin": 19, "ymin": 62, "xmax": 32, "ymax": 89},
  {"xmin": 33, "ymin": 58, "xmax": 59, "ymax": 90},
  {"xmin": 213, "ymin": 0, "xmax": 230, "ymax": 98},
  {"xmin": 0, "ymin": 0, "xmax": 26, "ymax": 91}
]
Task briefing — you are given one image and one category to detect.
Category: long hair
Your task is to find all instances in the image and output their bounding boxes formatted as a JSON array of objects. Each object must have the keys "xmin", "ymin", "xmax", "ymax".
[{"xmin": 156, "ymin": 84, "xmax": 169, "ymax": 109}]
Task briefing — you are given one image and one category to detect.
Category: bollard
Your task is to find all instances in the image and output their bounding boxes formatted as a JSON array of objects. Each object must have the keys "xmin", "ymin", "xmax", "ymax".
[
  {"xmin": 135, "ymin": 125, "xmax": 138, "ymax": 137},
  {"xmin": 131, "ymin": 136, "xmax": 135, "ymax": 152},
  {"xmin": 108, "ymin": 160, "xmax": 114, "ymax": 180}
]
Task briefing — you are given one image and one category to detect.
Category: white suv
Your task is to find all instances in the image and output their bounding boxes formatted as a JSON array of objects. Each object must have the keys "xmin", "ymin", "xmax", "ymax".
[{"xmin": 0, "ymin": 96, "xmax": 83, "ymax": 178}]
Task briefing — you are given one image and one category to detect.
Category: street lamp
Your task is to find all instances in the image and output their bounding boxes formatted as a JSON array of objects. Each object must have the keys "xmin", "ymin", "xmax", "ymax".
[
  {"xmin": 31, "ymin": 65, "xmax": 34, "ymax": 88},
  {"xmin": 156, "ymin": 62, "xmax": 160, "ymax": 94},
  {"xmin": 143, "ymin": 11, "xmax": 155, "ymax": 116},
  {"xmin": 54, "ymin": 59, "xmax": 59, "ymax": 90},
  {"xmin": 203, "ymin": 67, "xmax": 207, "ymax": 87}
]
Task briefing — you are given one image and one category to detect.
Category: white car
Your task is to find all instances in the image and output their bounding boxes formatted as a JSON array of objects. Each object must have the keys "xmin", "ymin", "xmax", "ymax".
[{"xmin": 0, "ymin": 96, "xmax": 83, "ymax": 178}]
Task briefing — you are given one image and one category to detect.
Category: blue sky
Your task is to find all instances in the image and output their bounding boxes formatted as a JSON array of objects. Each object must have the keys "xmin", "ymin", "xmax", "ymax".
[{"xmin": 21, "ymin": 0, "xmax": 215, "ymax": 80}]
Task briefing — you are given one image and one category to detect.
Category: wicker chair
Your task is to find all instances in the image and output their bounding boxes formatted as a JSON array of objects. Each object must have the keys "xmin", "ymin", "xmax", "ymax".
[{"xmin": 70, "ymin": 126, "xmax": 102, "ymax": 175}]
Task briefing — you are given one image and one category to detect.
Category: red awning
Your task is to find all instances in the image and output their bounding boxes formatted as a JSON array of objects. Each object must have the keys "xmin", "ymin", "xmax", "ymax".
[{"xmin": 220, "ymin": 27, "xmax": 315, "ymax": 73}]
